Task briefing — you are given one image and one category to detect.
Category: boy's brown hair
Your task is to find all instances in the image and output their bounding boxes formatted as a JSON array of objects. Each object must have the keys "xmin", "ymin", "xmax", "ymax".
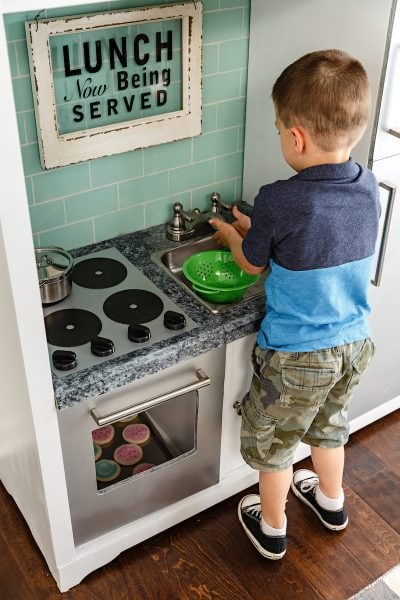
[{"xmin": 272, "ymin": 49, "xmax": 371, "ymax": 151}]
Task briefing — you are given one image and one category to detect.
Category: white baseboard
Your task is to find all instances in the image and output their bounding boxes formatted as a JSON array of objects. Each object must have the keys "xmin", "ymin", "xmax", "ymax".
[{"xmin": 349, "ymin": 395, "xmax": 400, "ymax": 434}]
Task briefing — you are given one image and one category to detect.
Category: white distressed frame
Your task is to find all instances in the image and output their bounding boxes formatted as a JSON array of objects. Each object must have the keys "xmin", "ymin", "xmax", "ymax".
[{"xmin": 25, "ymin": 1, "xmax": 202, "ymax": 170}]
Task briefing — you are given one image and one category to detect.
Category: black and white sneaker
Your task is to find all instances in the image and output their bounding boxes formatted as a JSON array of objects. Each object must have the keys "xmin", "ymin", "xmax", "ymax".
[
  {"xmin": 238, "ymin": 494, "xmax": 287, "ymax": 560},
  {"xmin": 291, "ymin": 469, "xmax": 348, "ymax": 531}
]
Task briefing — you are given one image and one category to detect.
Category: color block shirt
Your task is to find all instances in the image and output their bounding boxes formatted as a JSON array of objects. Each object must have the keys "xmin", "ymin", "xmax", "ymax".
[{"xmin": 242, "ymin": 160, "xmax": 380, "ymax": 352}]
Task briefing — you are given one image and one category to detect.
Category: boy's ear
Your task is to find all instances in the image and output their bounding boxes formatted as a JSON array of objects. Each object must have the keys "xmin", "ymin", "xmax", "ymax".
[{"xmin": 290, "ymin": 127, "xmax": 306, "ymax": 154}]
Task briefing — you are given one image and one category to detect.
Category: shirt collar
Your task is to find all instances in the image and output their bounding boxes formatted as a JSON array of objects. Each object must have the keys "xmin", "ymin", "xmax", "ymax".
[{"xmin": 294, "ymin": 158, "xmax": 361, "ymax": 182}]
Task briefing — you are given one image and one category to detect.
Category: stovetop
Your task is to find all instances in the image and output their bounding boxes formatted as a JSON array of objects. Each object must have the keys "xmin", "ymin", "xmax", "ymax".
[{"xmin": 43, "ymin": 247, "xmax": 198, "ymax": 377}]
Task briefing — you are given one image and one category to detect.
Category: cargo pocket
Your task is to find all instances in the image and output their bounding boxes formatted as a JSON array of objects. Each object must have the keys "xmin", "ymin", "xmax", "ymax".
[
  {"xmin": 240, "ymin": 393, "xmax": 279, "ymax": 463},
  {"xmin": 280, "ymin": 365, "xmax": 336, "ymax": 408},
  {"xmin": 345, "ymin": 339, "xmax": 376, "ymax": 394}
]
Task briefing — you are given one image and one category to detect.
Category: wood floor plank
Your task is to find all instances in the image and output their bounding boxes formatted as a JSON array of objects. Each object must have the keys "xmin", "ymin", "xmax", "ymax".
[
  {"xmin": 344, "ymin": 438, "xmax": 400, "ymax": 533},
  {"xmin": 168, "ymin": 488, "xmax": 325, "ymax": 600},
  {"xmin": 352, "ymin": 410, "xmax": 400, "ymax": 477},
  {"xmin": 283, "ymin": 469, "xmax": 373, "ymax": 600},
  {"xmin": 339, "ymin": 485, "xmax": 400, "ymax": 576}
]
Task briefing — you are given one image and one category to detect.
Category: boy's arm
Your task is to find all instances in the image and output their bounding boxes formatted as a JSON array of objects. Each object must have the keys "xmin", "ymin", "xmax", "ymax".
[{"xmin": 208, "ymin": 218, "xmax": 266, "ymax": 275}]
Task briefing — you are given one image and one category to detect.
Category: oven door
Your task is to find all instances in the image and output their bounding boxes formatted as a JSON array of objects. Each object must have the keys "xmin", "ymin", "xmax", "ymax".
[{"xmin": 57, "ymin": 346, "xmax": 225, "ymax": 545}]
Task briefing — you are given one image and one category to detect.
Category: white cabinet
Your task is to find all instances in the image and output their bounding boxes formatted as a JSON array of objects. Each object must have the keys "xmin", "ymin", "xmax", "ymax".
[
  {"xmin": 243, "ymin": 0, "xmax": 394, "ymax": 202},
  {"xmin": 348, "ymin": 155, "xmax": 400, "ymax": 419},
  {"xmin": 220, "ymin": 334, "xmax": 313, "ymax": 480},
  {"xmin": 220, "ymin": 333, "xmax": 256, "ymax": 479},
  {"xmin": 371, "ymin": 3, "xmax": 400, "ymax": 162}
]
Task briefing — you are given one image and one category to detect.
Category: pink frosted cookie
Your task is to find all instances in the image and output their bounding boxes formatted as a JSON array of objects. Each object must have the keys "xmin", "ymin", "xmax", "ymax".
[
  {"xmin": 114, "ymin": 443, "xmax": 143, "ymax": 466},
  {"xmin": 115, "ymin": 414, "xmax": 139, "ymax": 427},
  {"xmin": 122, "ymin": 423, "xmax": 150, "ymax": 445},
  {"xmin": 133, "ymin": 463, "xmax": 155, "ymax": 475},
  {"xmin": 93, "ymin": 442, "xmax": 102, "ymax": 461},
  {"xmin": 92, "ymin": 425, "xmax": 115, "ymax": 446},
  {"xmin": 95, "ymin": 459, "xmax": 121, "ymax": 482}
]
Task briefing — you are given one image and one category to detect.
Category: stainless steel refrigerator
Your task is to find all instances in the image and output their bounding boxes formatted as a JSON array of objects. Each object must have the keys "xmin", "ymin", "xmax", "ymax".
[{"xmin": 243, "ymin": 0, "xmax": 400, "ymax": 421}]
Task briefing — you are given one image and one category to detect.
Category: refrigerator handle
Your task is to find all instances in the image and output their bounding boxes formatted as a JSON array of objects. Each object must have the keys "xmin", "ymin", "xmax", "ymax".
[{"xmin": 371, "ymin": 180, "xmax": 396, "ymax": 287}]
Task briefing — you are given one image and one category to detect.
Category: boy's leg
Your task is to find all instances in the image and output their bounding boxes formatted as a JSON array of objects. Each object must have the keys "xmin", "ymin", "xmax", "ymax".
[
  {"xmin": 311, "ymin": 445, "xmax": 344, "ymax": 499},
  {"xmin": 259, "ymin": 467, "xmax": 293, "ymax": 529}
]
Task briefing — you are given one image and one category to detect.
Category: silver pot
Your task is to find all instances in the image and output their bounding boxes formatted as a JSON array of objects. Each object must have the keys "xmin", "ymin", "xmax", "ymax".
[{"xmin": 35, "ymin": 247, "xmax": 74, "ymax": 304}]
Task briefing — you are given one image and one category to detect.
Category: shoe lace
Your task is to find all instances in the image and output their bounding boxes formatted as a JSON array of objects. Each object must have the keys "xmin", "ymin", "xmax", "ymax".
[
  {"xmin": 298, "ymin": 476, "xmax": 318, "ymax": 495},
  {"xmin": 246, "ymin": 505, "xmax": 262, "ymax": 519}
]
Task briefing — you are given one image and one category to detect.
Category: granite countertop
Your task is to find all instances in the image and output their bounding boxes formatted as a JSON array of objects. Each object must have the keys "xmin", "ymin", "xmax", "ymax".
[{"xmin": 54, "ymin": 223, "xmax": 265, "ymax": 409}]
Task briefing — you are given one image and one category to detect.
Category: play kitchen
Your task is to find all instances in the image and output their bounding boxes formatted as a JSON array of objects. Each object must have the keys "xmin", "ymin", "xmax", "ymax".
[
  {"xmin": 33, "ymin": 193, "xmax": 259, "ymax": 545},
  {"xmin": 3, "ymin": 0, "xmax": 400, "ymax": 594}
]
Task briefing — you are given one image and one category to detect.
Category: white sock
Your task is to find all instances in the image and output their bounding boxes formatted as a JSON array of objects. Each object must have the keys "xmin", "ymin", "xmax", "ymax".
[
  {"xmin": 315, "ymin": 485, "xmax": 344, "ymax": 511},
  {"xmin": 261, "ymin": 514, "xmax": 287, "ymax": 536}
]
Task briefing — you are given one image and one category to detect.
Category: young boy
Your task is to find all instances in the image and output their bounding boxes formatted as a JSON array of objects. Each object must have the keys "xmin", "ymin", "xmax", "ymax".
[{"xmin": 210, "ymin": 49, "xmax": 379, "ymax": 560}]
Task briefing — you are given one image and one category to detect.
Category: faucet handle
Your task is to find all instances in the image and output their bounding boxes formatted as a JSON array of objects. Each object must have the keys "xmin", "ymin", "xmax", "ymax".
[{"xmin": 210, "ymin": 191, "xmax": 234, "ymax": 212}]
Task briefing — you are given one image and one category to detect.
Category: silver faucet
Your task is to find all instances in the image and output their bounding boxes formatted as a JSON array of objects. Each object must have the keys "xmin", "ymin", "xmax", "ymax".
[{"xmin": 166, "ymin": 192, "xmax": 234, "ymax": 242}]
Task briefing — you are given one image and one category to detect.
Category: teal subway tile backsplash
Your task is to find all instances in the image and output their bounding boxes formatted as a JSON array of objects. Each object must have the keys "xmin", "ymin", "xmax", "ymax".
[
  {"xmin": 192, "ymin": 179, "xmax": 236, "ymax": 212},
  {"xmin": 220, "ymin": 0, "xmax": 250, "ymax": 8},
  {"xmin": 203, "ymin": 9, "xmax": 245, "ymax": 44},
  {"xmin": 30, "ymin": 200, "xmax": 65, "ymax": 234},
  {"xmin": 169, "ymin": 160, "xmax": 215, "ymax": 195},
  {"xmin": 21, "ymin": 144, "xmax": 41, "ymax": 176},
  {"xmin": 193, "ymin": 128, "xmax": 238, "ymax": 162},
  {"xmin": 145, "ymin": 193, "xmax": 191, "ymax": 228},
  {"xmin": 219, "ymin": 38, "xmax": 249, "ymax": 71},
  {"xmin": 202, "ymin": 0, "xmax": 220, "ymax": 10},
  {"xmin": 203, "ymin": 71, "xmax": 242, "ymax": 104},
  {"xmin": 215, "ymin": 151, "xmax": 244, "ymax": 181},
  {"xmin": 94, "ymin": 205, "xmax": 145, "ymax": 241},
  {"xmin": 16, "ymin": 40, "xmax": 30, "ymax": 75},
  {"xmin": 38, "ymin": 220, "xmax": 94, "ymax": 251},
  {"xmin": 217, "ymin": 98, "xmax": 246, "ymax": 129},
  {"xmin": 202, "ymin": 44, "xmax": 219, "ymax": 75},
  {"xmin": 7, "ymin": 42, "xmax": 18, "ymax": 77},
  {"xmin": 12, "ymin": 77, "xmax": 33, "ymax": 112},
  {"xmin": 202, "ymin": 104, "xmax": 218, "ymax": 133},
  {"xmin": 90, "ymin": 152, "xmax": 143, "ymax": 188},
  {"xmin": 17, "ymin": 114, "xmax": 26, "ymax": 145},
  {"xmin": 143, "ymin": 139, "xmax": 192, "ymax": 175},
  {"xmin": 24, "ymin": 111, "xmax": 38, "ymax": 144},
  {"xmin": 33, "ymin": 163, "xmax": 90, "ymax": 203},
  {"xmin": 5, "ymin": 1, "xmax": 250, "ymax": 249},
  {"xmin": 119, "ymin": 172, "xmax": 169, "ymax": 207},
  {"xmin": 65, "ymin": 186, "xmax": 118, "ymax": 222},
  {"xmin": 25, "ymin": 177, "xmax": 34, "ymax": 206}
]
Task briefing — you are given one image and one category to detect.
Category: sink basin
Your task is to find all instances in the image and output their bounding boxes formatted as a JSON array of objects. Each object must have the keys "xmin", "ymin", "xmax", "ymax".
[{"xmin": 151, "ymin": 235, "xmax": 265, "ymax": 314}]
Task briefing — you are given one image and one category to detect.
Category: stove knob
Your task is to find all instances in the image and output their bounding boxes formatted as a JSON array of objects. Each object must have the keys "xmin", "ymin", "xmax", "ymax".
[
  {"xmin": 52, "ymin": 349, "xmax": 77, "ymax": 371},
  {"xmin": 91, "ymin": 336, "xmax": 115, "ymax": 357},
  {"xmin": 164, "ymin": 310, "xmax": 186, "ymax": 331},
  {"xmin": 128, "ymin": 323, "xmax": 151, "ymax": 343}
]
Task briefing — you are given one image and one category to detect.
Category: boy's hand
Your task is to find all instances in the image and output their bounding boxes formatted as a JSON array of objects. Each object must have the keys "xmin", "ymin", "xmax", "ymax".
[
  {"xmin": 231, "ymin": 205, "xmax": 251, "ymax": 238},
  {"xmin": 209, "ymin": 218, "xmax": 241, "ymax": 249}
]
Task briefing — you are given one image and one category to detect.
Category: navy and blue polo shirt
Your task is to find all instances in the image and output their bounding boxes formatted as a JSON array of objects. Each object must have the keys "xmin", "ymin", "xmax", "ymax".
[{"xmin": 242, "ymin": 159, "xmax": 380, "ymax": 352}]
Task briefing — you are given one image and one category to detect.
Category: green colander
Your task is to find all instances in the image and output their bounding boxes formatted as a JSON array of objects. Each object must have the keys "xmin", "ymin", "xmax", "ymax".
[
  {"xmin": 191, "ymin": 283, "xmax": 247, "ymax": 304},
  {"xmin": 183, "ymin": 250, "xmax": 259, "ymax": 303}
]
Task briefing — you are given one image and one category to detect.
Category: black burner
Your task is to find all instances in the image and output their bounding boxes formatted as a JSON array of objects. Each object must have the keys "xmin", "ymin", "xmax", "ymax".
[
  {"xmin": 72, "ymin": 257, "xmax": 127, "ymax": 289},
  {"xmin": 45, "ymin": 309, "xmax": 102, "ymax": 347},
  {"xmin": 103, "ymin": 289, "xmax": 164, "ymax": 324}
]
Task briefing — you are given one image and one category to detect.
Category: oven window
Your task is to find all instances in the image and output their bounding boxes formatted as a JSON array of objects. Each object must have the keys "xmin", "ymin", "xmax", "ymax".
[{"xmin": 92, "ymin": 392, "xmax": 198, "ymax": 491}]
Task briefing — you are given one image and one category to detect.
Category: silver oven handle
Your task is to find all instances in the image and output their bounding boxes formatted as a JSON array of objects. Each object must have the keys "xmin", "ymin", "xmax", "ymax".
[{"xmin": 90, "ymin": 368, "xmax": 211, "ymax": 426}]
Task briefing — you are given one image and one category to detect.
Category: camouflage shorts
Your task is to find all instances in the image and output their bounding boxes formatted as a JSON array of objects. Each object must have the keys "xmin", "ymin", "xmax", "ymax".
[{"xmin": 240, "ymin": 338, "xmax": 375, "ymax": 472}]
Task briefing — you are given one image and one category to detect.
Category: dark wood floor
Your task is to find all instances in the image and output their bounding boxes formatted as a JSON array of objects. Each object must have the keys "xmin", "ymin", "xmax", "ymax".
[{"xmin": 2, "ymin": 411, "xmax": 400, "ymax": 599}]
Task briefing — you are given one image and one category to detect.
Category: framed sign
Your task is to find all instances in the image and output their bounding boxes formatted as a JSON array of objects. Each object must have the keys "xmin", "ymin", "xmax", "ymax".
[{"xmin": 25, "ymin": 2, "xmax": 202, "ymax": 169}]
